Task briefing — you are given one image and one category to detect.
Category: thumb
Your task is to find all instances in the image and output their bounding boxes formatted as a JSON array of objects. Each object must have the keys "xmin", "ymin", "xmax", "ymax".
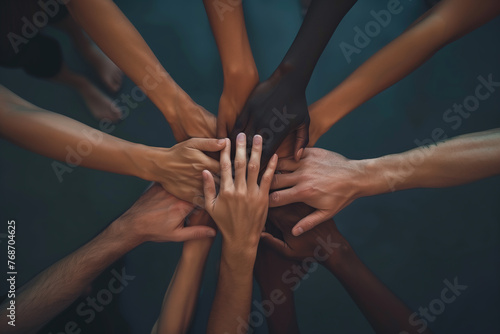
[
  {"xmin": 292, "ymin": 209, "xmax": 332, "ymax": 236},
  {"xmin": 294, "ymin": 122, "xmax": 309, "ymax": 161},
  {"xmin": 189, "ymin": 138, "xmax": 227, "ymax": 152},
  {"xmin": 260, "ymin": 232, "xmax": 291, "ymax": 257},
  {"xmin": 174, "ymin": 226, "xmax": 217, "ymax": 242}
]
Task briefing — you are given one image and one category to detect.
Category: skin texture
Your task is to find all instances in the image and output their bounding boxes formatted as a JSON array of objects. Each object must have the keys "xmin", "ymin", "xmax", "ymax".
[
  {"xmin": 270, "ymin": 129, "xmax": 500, "ymax": 235},
  {"xmin": 309, "ymin": 0, "xmax": 500, "ymax": 137},
  {"xmin": 66, "ymin": 0, "xmax": 216, "ymax": 142},
  {"xmin": 229, "ymin": 0, "xmax": 358, "ymax": 167},
  {"xmin": 202, "ymin": 0, "xmax": 259, "ymax": 138},
  {"xmin": 0, "ymin": 184, "xmax": 216, "ymax": 334},
  {"xmin": 203, "ymin": 135, "xmax": 277, "ymax": 334},
  {"xmin": 0, "ymin": 86, "xmax": 224, "ymax": 204},
  {"xmin": 152, "ymin": 209, "xmax": 215, "ymax": 334},
  {"xmin": 261, "ymin": 216, "xmax": 433, "ymax": 334}
]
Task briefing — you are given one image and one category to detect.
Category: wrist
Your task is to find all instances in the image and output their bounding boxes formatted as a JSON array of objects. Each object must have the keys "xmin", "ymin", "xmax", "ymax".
[
  {"xmin": 361, "ymin": 155, "xmax": 404, "ymax": 195},
  {"xmin": 223, "ymin": 62, "xmax": 259, "ymax": 86},
  {"xmin": 105, "ymin": 218, "xmax": 143, "ymax": 250},
  {"xmin": 221, "ymin": 240, "xmax": 258, "ymax": 271},
  {"xmin": 133, "ymin": 145, "xmax": 169, "ymax": 183}
]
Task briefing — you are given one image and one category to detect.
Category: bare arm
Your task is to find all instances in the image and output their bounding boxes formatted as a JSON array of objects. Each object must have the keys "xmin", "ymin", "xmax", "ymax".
[
  {"xmin": 271, "ymin": 128, "xmax": 500, "ymax": 234},
  {"xmin": 203, "ymin": 0, "xmax": 259, "ymax": 138},
  {"xmin": 262, "ymin": 215, "xmax": 432, "ymax": 334},
  {"xmin": 154, "ymin": 211, "xmax": 214, "ymax": 334},
  {"xmin": 310, "ymin": 0, "xmax": 500, "ymax": 137},
  {"xmin": 203, "ymin": 135, "xmax": 278, "ymax": 333},
  {"xmin": 65, "ymin": 0, "xmax": 216, "ymax": 141},
  {"xmin": 0, "ymin": 86, "xmax": 225, "ymax": 203},
  {"xmin": 0, "ymin": 184, "xmax": 215, "ymax": 334}
]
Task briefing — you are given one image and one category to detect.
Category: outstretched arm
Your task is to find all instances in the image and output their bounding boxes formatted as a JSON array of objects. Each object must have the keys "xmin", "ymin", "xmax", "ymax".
[
  {"xmin": 271, "ymin": 128, "xmax": 500, "ymax": 235},
  {"xmin": 0, "ymin": 184, "xmax": 216, "ymax": 334},
  {"xmin": 230, "ymin": 0, "xmax": 358, "ymax": 165},
  {"xmin": 203, "ymin": 134, "xmax": 278, "ymax": 333},
  {"xmin": 262, "ymin": 211, "xmax": 433, "ymax": 334},
  {"xmin": 203, "ymin": 0, "xmax": 259, "ymax": 138},
  {"xmin": 153, "ymin": 210, "xmax": 215, "ymax": 334},
  {"xmin": 0, "ymin": 86, "xmax": 225, "ymax": 203},
  {"xmin": 66, "ymin": 0, "xmax": 216, "ymax": 141},
  {"xmin": 310, "ymin": 0, "xmax": 500, "ymax": 137}
]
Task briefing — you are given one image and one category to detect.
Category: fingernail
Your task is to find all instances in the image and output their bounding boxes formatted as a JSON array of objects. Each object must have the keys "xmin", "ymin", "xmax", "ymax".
[
  {"xmin": 202, "ymin": 170, "xmax": 209, "ymax": 179},
  {"xmin": 297, "ymin": 148, "xmax": 304, "ymax": 159},
  {"xmin": 253, "ymin": 135, "xmax": 262, "ymax": 145},
  {"xmin": 207, "ymin": 229, "xmax": 216, "ymax": 237},
  {"xmin": 237, "ymin": 132, "xmax": 245, "ymax": 143},
  {"xmin": 218, "ymin": 139, "xmax": 225, "ymax": 145},
  {"xmin": 294, "ymin": 227, "xmax": 304, "ymax": 236}
]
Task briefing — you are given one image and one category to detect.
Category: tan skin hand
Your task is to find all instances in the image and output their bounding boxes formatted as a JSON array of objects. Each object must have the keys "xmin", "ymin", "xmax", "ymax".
[
  {"xmin": 202, "ymin": 134, "xmax": 278, "ymax": 249},
  {"xmin": 115, "ymin": 183, "xmax": 216, "ymax": 244},
  {"xmin": 270, "ymin": 148, "xmax": 369, "ymax": 236},
  {"xmin": 217, "ymin": 71, "xmax": 259, "ymax": 139},
  {"xmin": 169, "ymin": 95, "xmax": 217, "ymax": 142},
  {"xmin": 147, "ymin": 138, "xmax": 226, "ymax": 204}
]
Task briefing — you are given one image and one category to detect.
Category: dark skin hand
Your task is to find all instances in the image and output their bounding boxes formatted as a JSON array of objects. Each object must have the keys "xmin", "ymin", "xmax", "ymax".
[{"xmin": 229, "ymin": 0, "xmax": 357, "ymax": 168}]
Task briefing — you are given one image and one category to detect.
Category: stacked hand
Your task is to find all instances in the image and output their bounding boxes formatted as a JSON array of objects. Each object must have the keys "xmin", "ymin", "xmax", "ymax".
[{"xmin": 229, "ymin": 68, "xmax": 310, "ymax": 168}]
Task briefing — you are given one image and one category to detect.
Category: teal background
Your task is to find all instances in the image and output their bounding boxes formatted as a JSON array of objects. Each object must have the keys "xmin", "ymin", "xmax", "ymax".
[{"xmin": 1, "ymin": 0, "xmax": 499, "ymax": 333}]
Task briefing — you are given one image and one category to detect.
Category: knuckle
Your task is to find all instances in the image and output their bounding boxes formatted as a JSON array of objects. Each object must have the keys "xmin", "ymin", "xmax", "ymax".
[
  {"xmin": 221, "ymin": 161, "xmax": 231, "ymax": 171},
  {"xmin": 247, "ymin": 162, "xmax": 258, "ymax": 172},
  {"xmin": 234, "ymin": 159, "xmax": 245, "ymax": 169}
]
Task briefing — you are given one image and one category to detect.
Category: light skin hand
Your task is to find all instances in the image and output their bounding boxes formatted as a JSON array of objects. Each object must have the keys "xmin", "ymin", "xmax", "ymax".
[
  {"xmin": 116, "ymin": 183, "xmax": 216, "ymax": 244},
  {"xmin": 144, "ymin": 138, "xmax": 226, "ymax": 205},
  {"xmin": 203, "ymin": 133, "xmax": 277, "ymax": 334},
  {"xmin": 203, "ymin": 134, "xmax": 278, "ymax": 250},
  {"xmin": 270, "ymin": 148, "xmax": 372, "ymax": 236}
]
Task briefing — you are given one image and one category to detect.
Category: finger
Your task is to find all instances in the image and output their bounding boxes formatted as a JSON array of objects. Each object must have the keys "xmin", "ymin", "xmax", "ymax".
[
  {"xmin": 260, "ymin": 154, "xmax": 278, "ymax": 193},
  {"xmin": 292, "ymin": 209, "xmax": 333, "ymax": 236},
  {"xmin": 260, "ymin": 232, "xmax": 291, "ymax": 257},
  {"xmin": 294, "ymin": 122, "xmax": 310, "ymax": 161},
  {"xmin": 247, "ymin": 135, "xmax": 262, "ymax": 188},
  {"xmin": 202, "ymin": 170, "xmax": 216, "ymax": 211},
  {"xmin": 200, "ymin": 155, "xmax": 220, "ymax": 174},
  {"xmin": 174, "ymin": 226, "xmax": 217, "ymax": 242},
  {"xmin": 269, "ymin": 187, "xmax": 302, "ymax": 207},
  {"xmin": 189, "ymin": 137, "xmax": 227, "ymax": 152},
  {"xmin": 277, "ymin": 158, "xmax": 300, "ymax": 172},
  {"xmin": 220, "ymin": 138, "xmax": 233, "ymax": 189},
  {"xmin": 271, "ymin": 172, "xmax": 299, "ymax": 190},
  {"xmin": 216, "ymin": 116, "xmax": 228, "ymax": 139},
  {"xmin": 234, "ymin": 132, "xmax": 247, "ymax": 191}
]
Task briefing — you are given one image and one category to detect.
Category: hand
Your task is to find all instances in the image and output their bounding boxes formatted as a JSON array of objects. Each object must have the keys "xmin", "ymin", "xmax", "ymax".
[
  {"xmin": 217, "ymin": 70, "xmax": 259, "ymax": 138},
  {"xmin": 270, "ymin": 148, "xmax": 372, "ymax": 236},
  {"xmin": 263, "ymin": 205, "xmax": 350, "ymax": 263},
  {"xmin": 146, "ymin": 138, "xmax": 226, "ymax": 204},
  {"xmin": 169, "ymin": 94, "xmax": 217, "ymax": 141},
  {"xmin": 203, "ymin": 133, "xmax": 278, "ymax": 250},
  {"xmin": 229, "ymin": 67, "xmax": 310, "ymax": 168},
  {"xmin": 114, "ymin": 183, "xmax": 216, "ymax": 244}
]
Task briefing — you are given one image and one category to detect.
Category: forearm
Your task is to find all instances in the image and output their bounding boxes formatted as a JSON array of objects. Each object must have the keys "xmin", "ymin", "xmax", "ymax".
[
  {"xmin": 203, "ymin": 0, "xmax": 257, "ymax": 79},
  {"xmin": 279, "ymin": 0, "xmax": 357, "ymax": 89},
  {"xmin": 311, "ymin": 0, "xmax": 500, "ymax": 137},
  {"xmin": 367, "ymin": 128, "xmax": 500, "ymax": 193},
  {"xmin": 0, "ymin": 88, "xmax": 159, "ymax": 180},
  {"xmin": 324, "ymin": 249, "xmax": 432, "ymax": 334},
  {"xmin": 258, "ymin": 280, "xmax": 300, "ymax": 334},
  {"xmin": 208, "ymin": 244, "xmax": 256, "ymax": 334},
  {"xmin": 66, "ymin": 0, "xmax": 188, "ymax": 124},
  {"xmin": 156, "ymin": 241, "xmax": 212, "ymax": 334},
  {"xmin": 0, "ymin": 221, "xmax": 139, "ymax": 334}
]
